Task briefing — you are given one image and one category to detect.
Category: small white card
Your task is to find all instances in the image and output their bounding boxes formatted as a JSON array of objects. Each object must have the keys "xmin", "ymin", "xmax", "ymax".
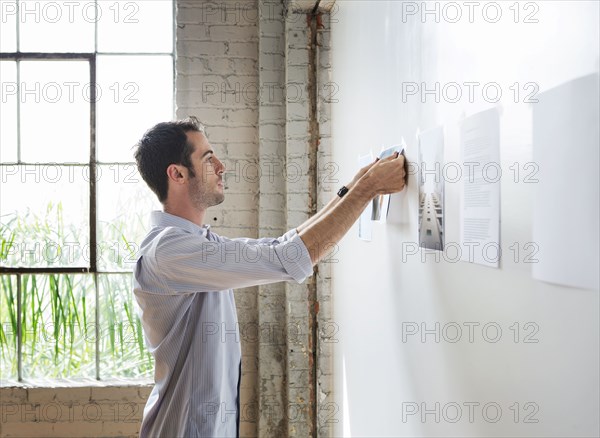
[{"xmin": 372, "ymin": 143, "xmax": 406, "ymax": 223}]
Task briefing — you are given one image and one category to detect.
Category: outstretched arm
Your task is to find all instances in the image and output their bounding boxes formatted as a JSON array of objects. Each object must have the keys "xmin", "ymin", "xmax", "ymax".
[
  {"xmin": 295, "ymin": 157, "xmax": 379, "ymax": 235},
  {"xmin": 298, "ymin": 153, "xmax": 406, "ymax": 265}
]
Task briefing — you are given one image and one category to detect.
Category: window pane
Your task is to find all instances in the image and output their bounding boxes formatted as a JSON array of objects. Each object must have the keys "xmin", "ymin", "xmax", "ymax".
[
  {"xmin": 18, "ymin": 0, "xmax": 94, "ymax": 52},
  {"xmin": 98, "ymin": 274, "xmax": 153, "ymax": 379},
  {"xmin": 97, "ymin": 164, "xmax": 160, "ymax": 271},
  {"xmin": 21, "ymin": 274, "xmax": 96, "ymax": 379},
  {"xmin": 0, "ymin": 275, "xmax": 18, "ymax": 380},
  {"xmin": 97, "ymin": 1, "xmax": 173, "ymax": 53},
  {"xmin": 0, "ymin": 1, "xmax": 17, "ymax": 52},
  {"xmin": 0, "ymin": 61, "xmax": 18, "ymax": 163},
  {"xmin": 0, "ymin": 164, "xmax": 89, "ymax": 268},
  {"xmin": 97, "ymin": 55, "xmax": 173, "ymax": 162},
  {"xmin": 20, "ymin": 60, "xmax": 90, "ymax": 163}
]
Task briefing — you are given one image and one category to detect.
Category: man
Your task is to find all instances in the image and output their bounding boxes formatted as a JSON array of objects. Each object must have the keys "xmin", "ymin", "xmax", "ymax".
[{"xmin": 133, "ymin": 117, "xmax": 406, "ymax": 437}]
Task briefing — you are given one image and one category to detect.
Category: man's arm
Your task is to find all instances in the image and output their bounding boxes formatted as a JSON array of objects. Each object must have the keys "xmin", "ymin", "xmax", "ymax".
[
  {"xmin": 298, "ymin": 152, "xmax": 406, "ymax": 265},
  {"xmin": 295, "ymin": 157, "xmax": 379, "ymax": 235}
]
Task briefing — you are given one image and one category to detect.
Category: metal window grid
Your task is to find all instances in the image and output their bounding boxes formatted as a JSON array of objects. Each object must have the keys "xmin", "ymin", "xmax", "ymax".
[{"xmin": 0, "ymin": 0, "xmax": 176, "ymax": 381}]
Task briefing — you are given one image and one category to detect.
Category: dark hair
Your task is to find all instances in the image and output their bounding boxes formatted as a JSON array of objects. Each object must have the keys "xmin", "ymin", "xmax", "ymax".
[{"xmin": 134, "ymin": 117, "xmax": 205, "ymax": 203}]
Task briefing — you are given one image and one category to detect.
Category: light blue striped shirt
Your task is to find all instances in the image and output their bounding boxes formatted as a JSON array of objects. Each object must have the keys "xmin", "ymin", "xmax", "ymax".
[{"xmin": 133, "ymin": 211, "xmax": 313, "ymax": 437}]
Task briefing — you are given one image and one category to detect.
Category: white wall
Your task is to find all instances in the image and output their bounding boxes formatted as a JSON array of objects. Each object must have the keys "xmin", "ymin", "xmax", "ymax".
[{"xmin": 330, "ymin": 1, "xmax": 599, "ymax": 437}]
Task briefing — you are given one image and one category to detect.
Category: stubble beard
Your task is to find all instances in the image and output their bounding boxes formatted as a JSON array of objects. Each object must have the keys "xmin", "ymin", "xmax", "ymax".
[{"xmin": 190, "ymin": 174, "xmax": 225, "ymax": 209}]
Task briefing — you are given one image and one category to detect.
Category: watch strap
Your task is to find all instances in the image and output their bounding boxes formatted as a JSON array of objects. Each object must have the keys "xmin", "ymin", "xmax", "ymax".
[{"xmin": 337, "ymin": 185, "xmax": 349, "ymax": 198}]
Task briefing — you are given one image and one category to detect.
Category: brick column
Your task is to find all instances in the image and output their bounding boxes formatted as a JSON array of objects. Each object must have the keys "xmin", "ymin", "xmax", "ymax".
[
  {"xmin": 257, "ymin": 0, "xmax": 289, "ymax": 436},
  {"xmin": 285, "ymin": 6, "xmax": 315, "ymax": 438},
  {"xmin": 176, "ymin": 2, "xmax": 260, "ymax": 437},
  {"xmin": 315, "ymin": 12, "xmax": 335, "ymax": 437}
]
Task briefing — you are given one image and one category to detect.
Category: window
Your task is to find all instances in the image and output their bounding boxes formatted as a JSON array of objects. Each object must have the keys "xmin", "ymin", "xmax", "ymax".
[{"xmin": 0, "ymin": 0, "xmax": 174, "ymax": 381}]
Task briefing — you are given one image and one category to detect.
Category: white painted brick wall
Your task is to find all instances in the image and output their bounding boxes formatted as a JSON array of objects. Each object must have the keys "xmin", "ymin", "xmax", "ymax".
[
  {"xmin": 178, "ymin": 40, "xmax": 227, "ymax": 56},
  {"xmin": 257, "ymin": 16, "xmax": 284, "ymax": 36},
  {"xmin": 210, "ymin": 25, "xmax": 258, "ymax": 41}
]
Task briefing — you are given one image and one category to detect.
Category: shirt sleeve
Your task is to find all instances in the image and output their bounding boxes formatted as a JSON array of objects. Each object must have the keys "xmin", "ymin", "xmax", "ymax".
[
  {"xmin": 213, "ymin": 228, "xmax": 299, "ymax": 246},
  {"xmin": 151, "ymin": 228, "xmax": 314, "ymax": 293}
]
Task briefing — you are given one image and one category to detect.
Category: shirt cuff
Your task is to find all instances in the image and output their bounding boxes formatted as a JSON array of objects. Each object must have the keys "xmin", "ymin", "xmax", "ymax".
[
  {"xmin": 281, "ymin": 228, "xmax": 299, "ymax": 242},
  {"xmin": 274, "ymin": 232, "xmax": 314, "ymax": 283}
]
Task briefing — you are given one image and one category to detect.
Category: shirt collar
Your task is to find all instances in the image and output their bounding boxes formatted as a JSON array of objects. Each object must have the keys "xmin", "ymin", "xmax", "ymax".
[{"xmin": 150, "ymin": 210, "xmax": 210, "ymax": 237}]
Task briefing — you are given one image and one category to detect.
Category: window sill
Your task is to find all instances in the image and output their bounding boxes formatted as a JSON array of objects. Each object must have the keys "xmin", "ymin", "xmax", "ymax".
[{"xmin": 0, "ymin": 377, "xmax": 153, "ymax": 389}]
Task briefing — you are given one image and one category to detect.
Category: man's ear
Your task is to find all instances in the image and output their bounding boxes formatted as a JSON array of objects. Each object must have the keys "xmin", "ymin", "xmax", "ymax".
[{"xmin": 166, "ymin": 164, "xmax": 187, "ymax": 184}]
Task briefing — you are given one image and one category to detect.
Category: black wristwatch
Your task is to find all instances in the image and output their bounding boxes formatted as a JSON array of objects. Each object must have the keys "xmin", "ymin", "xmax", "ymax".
[{"xmin": 337, "ymin": 185, "xmax": 349, "ymax": 198}]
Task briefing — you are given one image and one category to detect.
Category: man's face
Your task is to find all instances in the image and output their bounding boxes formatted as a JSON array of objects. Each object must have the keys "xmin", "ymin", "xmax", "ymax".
[{"xmin": 186, "ymin": 130, "xmax": 225, "ymax": 209}]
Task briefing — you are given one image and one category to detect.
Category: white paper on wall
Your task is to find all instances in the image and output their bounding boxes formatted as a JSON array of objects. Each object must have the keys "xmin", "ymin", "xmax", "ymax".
[
  {"xmin": 459, "ymin": 108, "xmax": 501, "ymax": 268},
  {"xmin": 372, "ymin": 142, "xmax": 405, "ymax": 223},
  {"xmin": 532, "ymin": 73, "xmax": 600, "ymax": 290},
  {"xmin": 386, "ymin": 138, "xmax": 410, "ymax": 225}
]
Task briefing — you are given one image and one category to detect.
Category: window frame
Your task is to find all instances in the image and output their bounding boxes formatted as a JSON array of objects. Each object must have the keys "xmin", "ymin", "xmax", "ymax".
[{"xmin": 0, "ymin": 0, "xmax": 176, "ymax": 382}]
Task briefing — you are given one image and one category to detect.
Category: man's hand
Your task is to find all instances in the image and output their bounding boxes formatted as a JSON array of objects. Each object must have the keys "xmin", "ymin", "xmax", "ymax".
[
  {"xmin": 358, "ymin": 152, "xmax": 407, "ymax": 196},
  {"xmin": 347, "ymin": 157, "xmax": 379, "ymax": 189}
]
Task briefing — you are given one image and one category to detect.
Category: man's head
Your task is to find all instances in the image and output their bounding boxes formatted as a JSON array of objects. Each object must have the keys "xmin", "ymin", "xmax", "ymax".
[{"xmin": 134, "ymin": 117, "xmax": 225, "ymax": 209}]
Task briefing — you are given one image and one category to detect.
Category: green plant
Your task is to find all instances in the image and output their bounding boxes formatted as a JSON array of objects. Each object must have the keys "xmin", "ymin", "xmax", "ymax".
[{"xmin": 0, "ymin": 199, "xmax": 154, "ymax": 380}]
